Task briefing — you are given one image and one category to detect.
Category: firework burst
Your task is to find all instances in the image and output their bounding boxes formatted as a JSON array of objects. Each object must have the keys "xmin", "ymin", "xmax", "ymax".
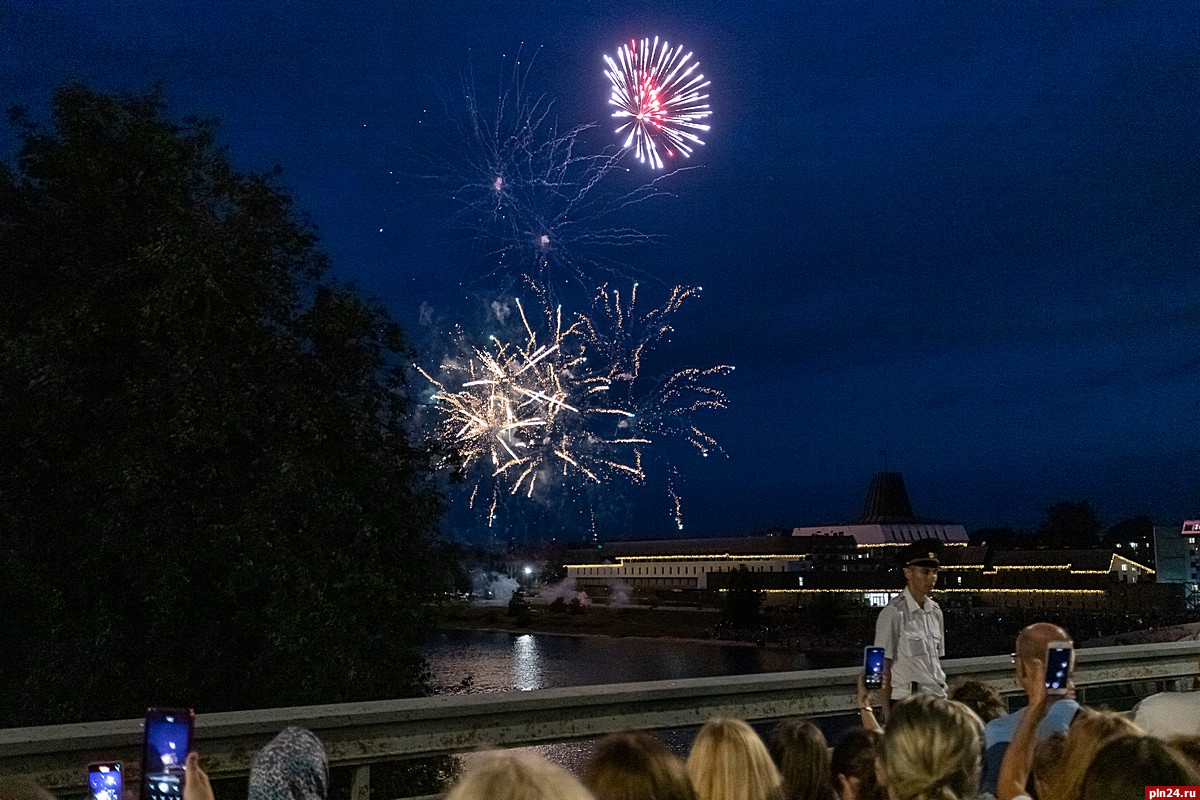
[
  {"xmin": 604, "ymin": 37, "xmax": 712, "ymax": 169},
  {"xmin": 409, "ymin": 48, "xmax": 688, "ymax": 300},
  {"xmin": 418, "ymin": 286, "xmax": 648, "ymax": 526},
  {"xmin": 419, "ymin": 282, "xmax": 730, "ymax": 529}
]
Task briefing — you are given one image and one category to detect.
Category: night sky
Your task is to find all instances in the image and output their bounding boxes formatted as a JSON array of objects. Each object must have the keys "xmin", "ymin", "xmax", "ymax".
[{"xmin": 4, "ymin": 2, "xmax": 1198, "ymax": 541}]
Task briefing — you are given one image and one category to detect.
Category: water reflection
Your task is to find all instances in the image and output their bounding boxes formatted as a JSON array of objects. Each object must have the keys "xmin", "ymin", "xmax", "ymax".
[
  {"xmin": 425, "ymin": 630, "xmax": 843, "ymax": 785},
  {"xmin": 422, "ymin": 629, "xmax": 809, "ymax": 693},
  {"xmin": 513, "ymin": 634, "xmax": 542, "ymax": 691}
]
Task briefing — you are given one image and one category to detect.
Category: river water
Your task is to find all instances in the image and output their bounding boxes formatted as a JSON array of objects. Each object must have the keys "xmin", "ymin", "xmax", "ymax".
[
  {"xmin": 422, "ymin": 628, "xmax": 812, "ymax": 692},
  {"xmin": 420, "ymin": 628, "xmax": 836, "ymax": 776}
]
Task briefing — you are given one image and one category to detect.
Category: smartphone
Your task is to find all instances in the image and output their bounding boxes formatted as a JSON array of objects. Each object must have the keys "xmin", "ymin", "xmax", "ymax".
[
  {"xmin": 863, "ymin": 646, "xmax": 886, "ymax": 690},
  {"xmin": 1044, "ymin": 640, "xmax": 1073, "ymax": 695},
  {"xmin": 89, "ymin": 762, "xmax": 123, "ymax": 800},
  {"xmin": 140, "ymin": 708, "xmax": 194, "ymax": 800}
]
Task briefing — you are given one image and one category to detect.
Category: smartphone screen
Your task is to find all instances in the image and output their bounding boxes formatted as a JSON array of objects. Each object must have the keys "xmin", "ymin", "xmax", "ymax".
[
  {"xmin": 1044, "ymin": 642, "xmax": 1072, "ymax": 695},
  {"xmin": 89, "ymin": 762, "xmax": 123, "ymax": 800},
  {"xmin": 140, "ymin": 708, "xmax": 194, "ymax": 800},
  {"xmin": 863, "ymin": 646, "xmax": 886, "ymax": 690}
]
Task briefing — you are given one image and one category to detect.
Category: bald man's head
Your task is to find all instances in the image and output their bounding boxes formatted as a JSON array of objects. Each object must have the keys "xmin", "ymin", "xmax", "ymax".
[{"xmin": 1016, "ymin": 622, "xmax": 1072, "ymax": 660}]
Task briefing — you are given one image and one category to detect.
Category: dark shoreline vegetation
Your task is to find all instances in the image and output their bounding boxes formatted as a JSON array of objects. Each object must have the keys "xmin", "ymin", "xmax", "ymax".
[
  {"xmin": 0, "ymin": 85, "xmax": 452, "ymax": 730},
  {"xmin": 437, "ymin": 601, "xmax": 1200, "ymax": 667}
]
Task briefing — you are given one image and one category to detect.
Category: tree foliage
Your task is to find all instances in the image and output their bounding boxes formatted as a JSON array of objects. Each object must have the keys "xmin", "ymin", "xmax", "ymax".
[
  {"xmin": 1037, "ymin": 500, "xmax": 1103, "ymax": 550},
  {"xmin": 0, "ymin": 85, "xmax": 448, "ymax": 726},
  {"xmin": 721, "ymin": 566, "xmax": 763, "ymax": 627}
]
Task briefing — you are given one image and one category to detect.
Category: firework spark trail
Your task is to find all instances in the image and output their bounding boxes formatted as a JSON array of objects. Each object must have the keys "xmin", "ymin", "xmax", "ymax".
[
  {"xmin": 642, "ymin": 365, "xmax": 735, "ymax": 457},
  {"xmin": 419, "ymin": 282, "xmax": 732, "ymax": 527},
  {"xmin": 409, "ymin": 48, "xmax": 697, "ymax": 300},
  {"xmin": 604, "ymin": 37, "xmax": 712, "ymax": 169},
  {"xmin": 668, "ymin": 466, "xmax": 684, "ymax": 530}
]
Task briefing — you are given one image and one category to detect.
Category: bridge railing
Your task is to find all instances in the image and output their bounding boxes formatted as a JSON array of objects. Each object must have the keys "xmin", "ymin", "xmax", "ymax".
[{"xmin": 3, "ymin": 640, "xmax": 1198, "ymax": 798}]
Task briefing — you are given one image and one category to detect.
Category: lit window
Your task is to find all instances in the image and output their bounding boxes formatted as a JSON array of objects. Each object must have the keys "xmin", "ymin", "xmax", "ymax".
[
  {"xmin": 797, "ymin": 576, "xmax": 804, "ymax": 587},
  {"xmin": 957, "ymin": 576, "xmax": 962, "ymax": 585}
]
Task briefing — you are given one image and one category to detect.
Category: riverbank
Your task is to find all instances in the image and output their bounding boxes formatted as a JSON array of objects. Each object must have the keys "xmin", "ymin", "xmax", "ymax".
[{"xmin": 438, "ymin": 602, "xmax": 725, "ymax": 641}]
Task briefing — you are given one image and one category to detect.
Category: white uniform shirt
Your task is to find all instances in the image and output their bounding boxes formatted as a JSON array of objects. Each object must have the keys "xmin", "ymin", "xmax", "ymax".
[{"xmin": 873, "ymin": 587, "xmax": 946, "ymax": 699}]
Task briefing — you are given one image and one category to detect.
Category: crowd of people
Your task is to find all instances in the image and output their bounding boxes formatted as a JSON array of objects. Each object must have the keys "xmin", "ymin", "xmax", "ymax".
[
  {"xmin": 2, "ymin": 620, "xmax": 1200, "ymax": 800},
  {"xmin": 3, "ymin": 541, "xmax": 1198, "ymax": 800}
]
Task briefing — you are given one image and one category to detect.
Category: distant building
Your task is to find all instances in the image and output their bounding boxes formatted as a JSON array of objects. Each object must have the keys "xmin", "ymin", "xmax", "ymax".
[
  {"xmin": 789, "ymin": 471, "xmax": 968, "ymax": 546},
  {"xmin": 1154, "ymin": 524, "xmax": 1190, "ymax": 584},
  {"xmin": 563, "ymin": 472, "xmax": 1169, "ymax": 612},
  {"xmin": 1182, "ymin": 520, "xmax": 1200, "ymax": 609}
]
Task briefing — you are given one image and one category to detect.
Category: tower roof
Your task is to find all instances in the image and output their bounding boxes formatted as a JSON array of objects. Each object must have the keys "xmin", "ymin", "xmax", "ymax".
[{"xmin": 858, "ymin": 471, "xmax": 917, "ymax": 523}]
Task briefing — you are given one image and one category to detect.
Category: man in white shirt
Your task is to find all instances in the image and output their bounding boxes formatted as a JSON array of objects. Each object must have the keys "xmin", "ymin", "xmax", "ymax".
[
  {"xmin": 981, "ymin": 622, "xmax": 1079, "ymax": 796},
  {"xmin": 873, "ymin": 541, "xmax": 946, "ymax": 717}
]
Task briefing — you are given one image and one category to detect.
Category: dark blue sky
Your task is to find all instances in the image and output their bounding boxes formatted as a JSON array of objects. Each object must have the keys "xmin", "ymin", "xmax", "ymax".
[{"xmin": 4, "ymin": 1, "xmax": 1198, "ymax": 540}]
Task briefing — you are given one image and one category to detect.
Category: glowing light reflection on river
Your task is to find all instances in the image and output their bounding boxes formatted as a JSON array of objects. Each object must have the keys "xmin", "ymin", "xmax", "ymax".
[{"xmin": 423, "ymin": 629, "xmax": 819, "ymax": 776}]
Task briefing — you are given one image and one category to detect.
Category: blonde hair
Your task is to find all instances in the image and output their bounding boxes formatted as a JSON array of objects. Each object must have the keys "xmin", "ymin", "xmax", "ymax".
[
  {"xmin": 878, "ymin": 695, "xmax": 983, "ymax": 800},
  {"xmin": 686, "ymin": 718, "xmax": 783, "ymax": 800},
  {"xmin": 585, "ymin": 730, "xmax": 696, "ymax": 800},
  {"xmin": 445, "ymin": 750, "xmax": 595, "ymax": 800},
  {"xmin": 1050, "ymin": 708, "xmax": 1142, "ymax": 800}
]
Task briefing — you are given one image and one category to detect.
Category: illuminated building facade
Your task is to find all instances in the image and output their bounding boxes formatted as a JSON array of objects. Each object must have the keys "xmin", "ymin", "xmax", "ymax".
[
  {"xmin": 1183, "ymin": 520, "xmax": 1200, "ymax": 609},
  {"xmin": 564, "ymin": 473, "xmax": 1170, "ymax": 612}
]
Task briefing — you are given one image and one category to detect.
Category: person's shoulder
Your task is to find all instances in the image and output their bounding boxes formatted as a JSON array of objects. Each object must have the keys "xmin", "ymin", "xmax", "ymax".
[
  {"xmin": 1037, "ymin": 698, "xmax": 1079, "ymax": 733},
  {"xmin": 985, "ymin": 705, "xmax": 1022, "ymax": 742},
  {"xmin": 1139, "ymin": 691, "xmax": 1200, "ymax": 710},
  {"xmin": 1133, "ymin": 691, "xmax": 1200, "ymax": 736}
]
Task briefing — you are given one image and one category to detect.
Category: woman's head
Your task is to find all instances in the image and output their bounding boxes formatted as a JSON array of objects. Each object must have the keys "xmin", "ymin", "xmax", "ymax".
[
  {"xmin": 687, "ymin": 718, "xmax": 783, "ymax": 800},
  {"xmin": 767, "ymin": 719, "xmax": 834, "ymax": 800},
  {"xmin": 248, "ymin": 727, "xmax": 329, "ymax": 800},
  {"xmin": 877, "ymin": 695, "xmax": 983, "ymax": 800},
  {"xmin": 1079, "ymin": 735, "xmax": 1200, "ymax": 800},
  {"xmin": 1051, "ymin": 708, "xmax": 1142, "ymax": 800},
  {"xmin": 830, "ymin": 730, "xmax": 884, "ymax": 800},
  {"xmin": 446, "ymin": 750, "xmax": 595, "ymax": 800},
  {"xmin": 1030, "ymin": 731, "xmax": 1066, "ymax": 800},
  {"xmin": 1168, "ymin": 735, "xmax": 1200, "ymax": 771},
  {"xmin": 947, "ymin": 680, "xmax": 1006, "ymax": 724},
  {"xmin": 585, "ymin": 730, "xmax": 695, "ymax": 800}
]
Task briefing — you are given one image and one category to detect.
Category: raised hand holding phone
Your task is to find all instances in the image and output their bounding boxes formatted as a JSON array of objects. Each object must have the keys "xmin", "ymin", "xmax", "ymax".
[
  {"xmin": 863, "ymin": 646, "xmax": 886, "ymax": 691},
  {"xmin": 140, "ymin": 708, "xmax": 194, "ymax": 800},
  {"xmin": 88, "ymin": 762, "xmax": 123, "ymax": 800},
  {"xmin": 1044, "ymin": 640, "xmax": 1073, "ymax": 696}
]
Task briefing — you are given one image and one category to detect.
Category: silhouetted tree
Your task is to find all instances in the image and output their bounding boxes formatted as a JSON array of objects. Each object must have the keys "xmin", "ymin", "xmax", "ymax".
[
  {"xmin": 1104, "ymin": 515, "xmax": 1156, "ymax": 565},
  {"xmin": 0, "ymin": 85, "xmax": 449, "ymax": 726},
  {"xmin": 1037, "ymin": 501, "xmax": 1103, "ymax": 549},
  {"xmin": 722, "ymin": 566, "xmax": 763, "ymax": 627},
  {"xmin": 507, "ymin": 589, "xmax": 531, "ymax": 624}
]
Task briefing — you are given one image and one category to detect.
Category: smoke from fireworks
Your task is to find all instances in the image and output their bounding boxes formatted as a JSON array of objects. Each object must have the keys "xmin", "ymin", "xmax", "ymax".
[{"xmin": 604, "ymin": 37, "xmax": 712, "ymax": 169}]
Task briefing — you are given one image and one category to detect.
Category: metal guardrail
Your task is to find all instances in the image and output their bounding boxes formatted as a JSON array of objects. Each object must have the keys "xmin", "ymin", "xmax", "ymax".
[{"xmin": 3, "ymin": 640, "xmax": 1199, "ymax": 796}]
